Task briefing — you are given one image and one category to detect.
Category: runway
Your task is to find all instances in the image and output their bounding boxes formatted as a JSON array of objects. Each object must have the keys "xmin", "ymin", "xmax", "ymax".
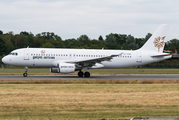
[{"xmin": 0, "ymin": 74, "xmax": 179, "ymax": 80}]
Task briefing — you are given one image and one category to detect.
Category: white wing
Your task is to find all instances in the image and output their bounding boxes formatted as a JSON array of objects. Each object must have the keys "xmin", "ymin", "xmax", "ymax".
[{"xmin": 66, "ymin": 53, "xmax": 123, "ymax": 68}]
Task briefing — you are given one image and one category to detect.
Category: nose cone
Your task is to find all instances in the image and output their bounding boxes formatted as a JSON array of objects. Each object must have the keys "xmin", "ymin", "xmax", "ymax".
[{"xmin": 2, "ymin": 56, "xmax": 8, "ymax": 64}]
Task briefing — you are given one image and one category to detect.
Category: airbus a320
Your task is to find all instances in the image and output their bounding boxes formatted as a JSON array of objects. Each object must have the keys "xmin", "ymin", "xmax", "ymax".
[{"xmin": 2, "ymin": 24, "xmax": 172, "ymax": 77}]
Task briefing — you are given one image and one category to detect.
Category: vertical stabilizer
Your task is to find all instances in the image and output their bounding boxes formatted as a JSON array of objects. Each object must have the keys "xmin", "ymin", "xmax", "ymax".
[{"xmin": 139, "ymin": 24, "xmax": 170, "ymax": 53}]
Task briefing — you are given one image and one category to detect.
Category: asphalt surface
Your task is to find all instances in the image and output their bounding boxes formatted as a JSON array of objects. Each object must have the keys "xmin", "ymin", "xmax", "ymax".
[{"xmin": 0, "ymin": 74, "xmax": 179, "ymax": 80}]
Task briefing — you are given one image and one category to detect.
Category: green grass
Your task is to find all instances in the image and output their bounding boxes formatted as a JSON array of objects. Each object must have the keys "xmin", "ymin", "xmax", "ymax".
[
  {"xmin": 1, "ymin": 68, "xmax": 179, "ymax": 75},
  {"xmin": 0, "ymin": 84, "xmax": 179, "ymax": 120}
]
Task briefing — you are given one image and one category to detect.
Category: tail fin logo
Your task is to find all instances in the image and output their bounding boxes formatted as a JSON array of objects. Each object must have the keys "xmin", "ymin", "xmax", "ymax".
[{"xmin": 153, "ymin": 36, "xmax": 166, "ymax": 52}]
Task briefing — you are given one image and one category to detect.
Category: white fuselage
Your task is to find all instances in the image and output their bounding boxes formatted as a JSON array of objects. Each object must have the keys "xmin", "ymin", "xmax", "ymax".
[
  {"xmin": 2, "ymin": 48, "xmax": 171, "ymax": 69},
  {"xmin": 1, "ymin": 24, "xmax": 172, "ymax": 77}
]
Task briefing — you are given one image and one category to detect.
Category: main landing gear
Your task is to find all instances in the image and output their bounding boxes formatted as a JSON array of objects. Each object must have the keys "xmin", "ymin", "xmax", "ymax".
[
  {"xmin": 78, "ymin": 70, "xmax": 90, "ymax": 77},
  {"xmin": 23, "ymin": 67, "xmax": 28, "ymax": 77}
]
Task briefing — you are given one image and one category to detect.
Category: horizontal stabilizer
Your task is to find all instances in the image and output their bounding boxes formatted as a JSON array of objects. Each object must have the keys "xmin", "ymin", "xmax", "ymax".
[{"xmin": 151, "ymin": 53, "xmax": 171, "ymax": 57}]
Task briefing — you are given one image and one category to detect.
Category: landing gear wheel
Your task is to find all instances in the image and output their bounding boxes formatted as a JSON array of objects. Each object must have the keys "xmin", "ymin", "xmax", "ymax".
[
  {"xmin": 23, "ymin": 66, "xmax": 28, "ymax": 77},
  {"xmin": 84, "ymin": 72, "xmax": 90, "ymax": 77},
  {"xmin": 23, "ymin": 73, "xmax": 27, "ymax": 77},
  {"xmin": 78, "ymin": 71, "xmax": 84, "ymax": 77}
]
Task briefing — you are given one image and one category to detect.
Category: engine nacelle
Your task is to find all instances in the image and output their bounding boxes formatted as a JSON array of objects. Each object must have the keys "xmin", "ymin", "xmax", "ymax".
[
  {"xmin": 50, "ymin": 68, "xmax": 59, "ymax": 73},
  {"xmin": 50, "ymin": 63, "xmax": 75, "ymax": 73}
]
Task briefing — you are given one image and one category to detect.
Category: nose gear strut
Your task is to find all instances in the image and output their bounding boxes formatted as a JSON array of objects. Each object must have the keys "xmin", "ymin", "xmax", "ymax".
[{"xmin": 23, "ymin": 67, "xmax": 28, "ymax": 77}]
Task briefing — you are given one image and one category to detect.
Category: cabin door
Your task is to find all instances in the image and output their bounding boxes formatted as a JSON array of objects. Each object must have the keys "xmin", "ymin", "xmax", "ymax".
[
  {"xmin": 24, "ymin": 48, "xmax": 29, "ymax": 60},
  {"xmin": 137, "ymin": 52, "xmax": 142, "ymax": 63}
]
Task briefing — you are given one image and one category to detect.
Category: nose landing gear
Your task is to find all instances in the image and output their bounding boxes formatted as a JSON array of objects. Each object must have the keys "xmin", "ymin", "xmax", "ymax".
[{"xmin": 23, "ymin": 67, "xmax": 28, "ymax": 77}]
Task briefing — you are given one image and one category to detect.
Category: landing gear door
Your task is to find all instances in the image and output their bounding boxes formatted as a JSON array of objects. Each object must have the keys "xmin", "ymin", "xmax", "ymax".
[
  {"xmin": 137, "ymin": 52, "xmax": 142, "ymax": 63},
  {"xmin": 24, "ymin": 48, "xmax": 29, "ymax": 60}
]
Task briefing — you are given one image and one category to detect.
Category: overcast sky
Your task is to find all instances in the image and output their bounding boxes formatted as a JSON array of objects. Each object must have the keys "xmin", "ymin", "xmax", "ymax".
[{"xmin": 0, "ymin": 0, "xmax": 179, "ymax": 41}]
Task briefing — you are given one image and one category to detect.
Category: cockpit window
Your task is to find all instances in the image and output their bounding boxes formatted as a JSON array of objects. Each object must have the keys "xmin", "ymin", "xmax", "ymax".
[{"xmin": 9, "ymin": 52, "xmax": 18, "ymax": 56}]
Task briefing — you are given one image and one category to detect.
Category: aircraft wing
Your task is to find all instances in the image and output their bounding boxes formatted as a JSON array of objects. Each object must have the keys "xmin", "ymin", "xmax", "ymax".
[{"xmin": 66, "ymin": 52, "xmax": 123, "ymax": 68}]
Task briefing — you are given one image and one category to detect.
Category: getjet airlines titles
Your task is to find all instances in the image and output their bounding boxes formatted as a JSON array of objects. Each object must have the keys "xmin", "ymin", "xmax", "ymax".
[{"xmin": 2, "ymin": 24, "xmax": 172, "ymax": 77}]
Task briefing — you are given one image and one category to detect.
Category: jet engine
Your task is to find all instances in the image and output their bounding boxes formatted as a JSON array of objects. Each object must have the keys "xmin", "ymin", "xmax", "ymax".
[{"xmin": 50, "ymin": 63, "xmax": 75, "ymax": 73}]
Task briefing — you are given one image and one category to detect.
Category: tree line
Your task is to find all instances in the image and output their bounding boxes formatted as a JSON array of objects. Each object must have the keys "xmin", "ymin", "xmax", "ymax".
[{"xmin": 0, "ymin": 30, "xmax": 179, "ymax": 64}]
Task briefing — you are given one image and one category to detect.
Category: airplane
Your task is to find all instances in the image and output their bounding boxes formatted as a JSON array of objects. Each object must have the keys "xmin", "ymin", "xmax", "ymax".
[{"xmin": 2, "ymin": 24, "xmax": 172, "ymax": 77}]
